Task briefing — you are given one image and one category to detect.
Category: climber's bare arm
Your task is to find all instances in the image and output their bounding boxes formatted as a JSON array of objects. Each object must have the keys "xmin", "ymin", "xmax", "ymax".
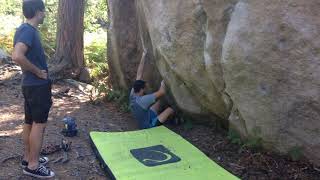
[{"xmin": 136, "ymin": 48, "xmax": 147, "ymax": 80}]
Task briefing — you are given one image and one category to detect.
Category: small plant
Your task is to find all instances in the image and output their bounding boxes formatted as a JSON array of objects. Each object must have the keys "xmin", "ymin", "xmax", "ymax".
[
  {"xmin": 183, "ymin": 118, "xmax": 193, "ymax": 130},
  {"xmin": 243, "ymin": 127, "xmax": 263, "ymax": 149},
  {"xmin": 95, "ymin": 83, "xmax": 108, "ymax": 95},
  {"xmin": 105, "ymin": 89, "xmax": 130, "ymax": 113},
  {"xmin": 227, "ymin": 129, "xmax": 242, "ymax": 145},
  {"xmin": 0, "ymin": 31, "xmax": 15, "ymax": 54},
  {"xmin": 288, "ymin": 146, "xmax": 303, "ymax": 161},
  {"xmin": 120, "ymin": 103, "xmax": 130, "ymax": 112},
  {"xmin": 243, "ymin": 136, "xmax": 262, "ymax": 150},
  {"xmin": 84, "ymin": 33, "xmax": 108, "ymax": 85}
]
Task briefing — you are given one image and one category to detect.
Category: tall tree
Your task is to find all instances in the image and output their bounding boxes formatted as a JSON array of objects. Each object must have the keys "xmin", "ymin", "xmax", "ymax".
[{"xmin": 51, "ymin": 0, "xmax": 89, "ymax": 82}]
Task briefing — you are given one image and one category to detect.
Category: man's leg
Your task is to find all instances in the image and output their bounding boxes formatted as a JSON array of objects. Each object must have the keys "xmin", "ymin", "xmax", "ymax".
[
  {"xmin": 23, "ymin": 83, "xmax": 54, "ymax": 177},
  {"xmin": 157, "ymin": 107, "xmax": 174, "ymax": 123},
  {"xmin": 22, "ymin": 87, "xmax": 33, "ymax": 163},
  {"xmin": 22, "ymin": 124, "xmax": 32, "ymax": 162},
  {"xmin": 27, "ymin": 122, "xmax": 46, "ymax": 170}
]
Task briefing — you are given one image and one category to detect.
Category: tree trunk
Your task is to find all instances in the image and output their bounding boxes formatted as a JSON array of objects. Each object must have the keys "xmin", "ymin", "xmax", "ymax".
[
  {"xmin": 107, "ymin": 0, "xmax": 162, "ymax": 91},
  {"xmin": 107, "ymin": 0, "xmax": 141, "ymax": 89},
  {"xmin": 50, "ymin": 0, "xmax": 89, "ymax": 82}
]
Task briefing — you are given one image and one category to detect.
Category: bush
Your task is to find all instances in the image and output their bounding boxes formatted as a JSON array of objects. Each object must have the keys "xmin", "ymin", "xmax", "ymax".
[
  {"xmin": 0, "ymin": 31, "xmax": 14, "ymax": 54},
  {"xmin": 242, "ymin": 127, "xmax": 263, "ymax": 150},
  {"xmin": 243, "ymin": 136, "xmax": 263, "ymax": 150},
  {"xmin": 183, "ymin": 119, "xmax": 193, "ymax": 130},
  {"xmin": 105, "ymin": 89, "xmax": 130, "ymax": 112},
  {"xmin": 288, "ymin": 146, "xmax": 303, "ymax": 161},
  {"xmin": 228, "ymin": 128, "xmax": 242, "ymax": 145},
  {"xmin": 84, "ymin": 33, "xmax": 109, "ymax": 99},
  {"xmin": 0, "ymin": 14, "xmax": 21, "ymax": 54},
  {"xmin": 84, "ymin": 32, "xmax": 108, "ymax": 79},
  {"xmin": 228, "ymin": 127, "xmax": 263, "ymax": 150}
]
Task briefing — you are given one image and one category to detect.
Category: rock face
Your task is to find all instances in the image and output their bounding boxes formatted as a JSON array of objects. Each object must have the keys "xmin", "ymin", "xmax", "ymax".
[
  {"xmin": 107, "ymin": 0, "xmax": 320, "ymax": 165},
  {"xmin": 222, "ymin": 0, "xmax": 320, "ymax": 164}
]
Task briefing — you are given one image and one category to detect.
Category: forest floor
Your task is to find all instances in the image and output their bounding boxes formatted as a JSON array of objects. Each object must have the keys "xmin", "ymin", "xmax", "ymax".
[{"xmin": 1, "ymin": 62, "xmax": 320, "ymax": 180}]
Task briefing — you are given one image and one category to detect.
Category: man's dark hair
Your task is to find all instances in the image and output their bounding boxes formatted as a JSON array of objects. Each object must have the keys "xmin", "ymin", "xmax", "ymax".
[
  {"xmin": 133, "ymin": 80, "xmax": 146, "ymax": 93},
  {"xmin": 23, "ymin": 0, "xmax": 45, "ymax": 19}
]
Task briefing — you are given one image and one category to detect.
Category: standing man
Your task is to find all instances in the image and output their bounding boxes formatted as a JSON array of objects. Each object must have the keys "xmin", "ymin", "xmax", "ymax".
[
  {"xmin": 12, "ymin": 0, "xmax": 54, "ymax": 178},
  {"xmin": 129, "ymin": 49, "xmax": 175, "ymax": 129}
]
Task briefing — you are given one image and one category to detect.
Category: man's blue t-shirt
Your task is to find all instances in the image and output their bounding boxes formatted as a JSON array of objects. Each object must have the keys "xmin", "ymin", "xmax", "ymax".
[{"xmin": 13, "ymin": 23, "xmax": 49, "ymax": 86}]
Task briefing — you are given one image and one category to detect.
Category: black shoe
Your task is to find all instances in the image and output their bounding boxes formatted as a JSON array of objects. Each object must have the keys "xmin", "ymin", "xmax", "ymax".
[
  {"xmin": 21, "ymin": 157, "xmax": 49, "ymax": 168},
  {"xmin": 23, "ymin": 165, "xmax": 55, "ymax": 179}
]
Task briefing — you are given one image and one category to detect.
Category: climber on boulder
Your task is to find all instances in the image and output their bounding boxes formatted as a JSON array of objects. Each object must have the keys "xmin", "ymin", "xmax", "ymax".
[{"xmin": 129, "ymin": 48, "xmax": 175, "ymax": 129}]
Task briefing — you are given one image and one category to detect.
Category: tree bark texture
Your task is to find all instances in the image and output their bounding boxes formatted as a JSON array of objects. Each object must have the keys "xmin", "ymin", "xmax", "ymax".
[{"xmin": 51, "ymin": 0, "xmax": 87, "ymax": 81}]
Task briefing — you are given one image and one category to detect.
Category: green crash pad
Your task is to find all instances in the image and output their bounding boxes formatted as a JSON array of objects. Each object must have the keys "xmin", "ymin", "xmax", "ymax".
[{"xmin": 90, "ymin": 126, "xmax": 239, "ymax": 180}]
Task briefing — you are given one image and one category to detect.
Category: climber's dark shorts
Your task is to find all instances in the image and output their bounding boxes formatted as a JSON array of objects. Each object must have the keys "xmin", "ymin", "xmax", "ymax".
[{"xmin": 22, "ymin": 83, "xmax": 52, "ymax": 124}]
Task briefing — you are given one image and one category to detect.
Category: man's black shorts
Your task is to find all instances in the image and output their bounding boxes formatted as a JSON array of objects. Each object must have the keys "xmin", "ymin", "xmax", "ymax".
[{"xmin": 22, "ymin": 83, "xmax": 52, "ymax": 124}]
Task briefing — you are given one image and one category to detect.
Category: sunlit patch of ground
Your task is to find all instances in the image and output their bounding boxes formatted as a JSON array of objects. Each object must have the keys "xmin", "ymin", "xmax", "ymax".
[{"xmin": 0, "ymin": 63, "xmax": 137, "ymax": 179}]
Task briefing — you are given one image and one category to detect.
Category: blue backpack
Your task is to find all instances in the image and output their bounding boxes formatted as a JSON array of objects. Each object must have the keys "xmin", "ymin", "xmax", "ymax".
[{"xmin": 61, "ymin": 116, "xmax": 78, "ymax": 137}]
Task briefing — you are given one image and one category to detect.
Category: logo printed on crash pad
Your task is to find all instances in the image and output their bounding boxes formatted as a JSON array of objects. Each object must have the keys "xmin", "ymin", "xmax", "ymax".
[{"xmin": 130, "ymin": 145, "xmax": 181, "ymax": 167}]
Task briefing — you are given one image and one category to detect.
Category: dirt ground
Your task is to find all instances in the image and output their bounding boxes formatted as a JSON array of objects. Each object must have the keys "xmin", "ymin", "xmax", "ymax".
[{"xmin": 1, "ymin": 63, "xmax": 320, "ymax": 180}]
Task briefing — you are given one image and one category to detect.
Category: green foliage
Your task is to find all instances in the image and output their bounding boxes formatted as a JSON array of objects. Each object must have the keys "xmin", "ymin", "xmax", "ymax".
[
  {"xmin": 106, "ymin": 89, "xmax": 130, "ymax": 112},
  {"xmin": 0, "ymin": 0, "xmax": 58, "ymax": 57},
  {"xmin": 0, "ymin": 0, "xmax": 111, "ymax": 94},
  {"xmin": 39, "ymin": 0, "xmax": 59, "ymax": 58},
  {"xmin": 84, "ymin": 33, "xmax": 108, "ymax": 90},
  {"xmin": 183, "ymin": 119, "xmax": 193, "ymax": 130},
  {"xmin": 91, "ymin": 63, "xmax": 108, "ymax": 79},
  {"xmin": 85, "ymin": 41, "xmax": 106, "ymax": 63},
  {"xmin": 84, "ymin": 0, "xmax": 108, "ymax": 32},
  {"xmin": 228, "ymin": 127, "xmax": 263, "ymax": 149},
  {"xmin": 94, "ymin": 82, "xmax": 108, "ymax": 95},
  {"xmin": 288, "ymin": 146, "xmax": 303, "ymax": 161},
  {"xmin": 84, "ymin": 38, "xmax": 107, "ymax": 70},
  {"xmin": 0, "ymin": 0, "xmax": 21, "ymax": 16},
  {"xmin": 0, "ymin": 31, "xmax": 15, "ymax": 54},
  {"xmin": 0, "ymin": 0, "xmax": 108, "ymax": 58},
  {"xmin": 243, "ymin": 127, "xmax": 263, "ymax": 149},
  {"xmin": 243, "ymin": 136, "xmax": 263, "ymax": 150},
  {"xmin": 0, "ymin": 0, "xmax": 22, "ymax": 54},
  {"xmin": 228, "ymin": 129, "xmax": 242, "ymax": 145}
]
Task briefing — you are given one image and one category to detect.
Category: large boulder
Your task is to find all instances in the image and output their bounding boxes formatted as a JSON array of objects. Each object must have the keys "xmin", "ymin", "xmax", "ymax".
[
  {"xmin": 107, "ymin": 0, "xmax": 320, "ymax": 165},
  {"xmin": 222, "ymin": 0, "xmax": 320, "ymax": 164},
  {"xmin": 134, "ymin": 0, "xmax": 235, "ymax": 118}
]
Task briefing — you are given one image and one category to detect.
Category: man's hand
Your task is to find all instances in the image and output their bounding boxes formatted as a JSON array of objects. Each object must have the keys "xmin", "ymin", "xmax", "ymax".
[
  {"xmin": 154, "ymin": 80, "xmax": 166, "ymax": 99},
  {"xmin": 160, "ymin": 80, "xmax": 165, "ymax": 88},
  {"xmin": 36, "ymin": 69, "xmax": 48, "ymax": 80}
]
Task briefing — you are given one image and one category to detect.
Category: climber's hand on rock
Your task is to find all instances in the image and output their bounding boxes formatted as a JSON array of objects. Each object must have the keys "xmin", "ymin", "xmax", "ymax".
[
  {"xmin": 143, "ymin": 48, "xmax": 148, "ymax": 56},
  {"xmin": 160, "ymin": 80, "xmax": 166, "ymax": 93},
  {"xmin": 154, "ymin": 80, "xmax": 166, "ymax": 98},
  {"xmin": 161, "ymin": 80, "xmax": 165, "ymax": 88}
]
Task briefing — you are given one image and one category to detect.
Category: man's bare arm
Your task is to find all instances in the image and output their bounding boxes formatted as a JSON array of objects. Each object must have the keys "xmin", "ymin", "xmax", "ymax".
[
  {"xmin": 12, "ymin": 42, "xmax": 47, "ymax": 79},
  {"xmin": 136, "ymin": 48, "xmax": 147, "ymax": 80}
]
